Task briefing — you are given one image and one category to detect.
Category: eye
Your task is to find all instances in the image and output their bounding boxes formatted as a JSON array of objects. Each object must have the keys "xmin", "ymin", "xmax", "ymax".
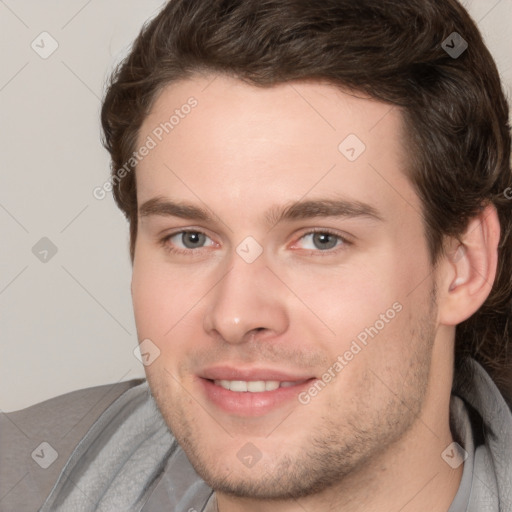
[
  {"xmin": 293, "ymin": 230, "xmax": 349, "ymax": 252},
  {"xmin": 162, "ymin": 230, "xmax": 216, "ymax": 253}
]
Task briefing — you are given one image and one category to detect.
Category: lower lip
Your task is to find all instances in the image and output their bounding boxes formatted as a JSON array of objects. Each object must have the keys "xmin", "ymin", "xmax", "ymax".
[{"xmin": 198, "ymin": 378, "xmax": 316, "ymax": 417}]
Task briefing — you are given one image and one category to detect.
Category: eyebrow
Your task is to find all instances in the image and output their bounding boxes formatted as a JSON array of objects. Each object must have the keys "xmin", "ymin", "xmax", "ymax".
[{"xmin": 138, "ymin": 196, "xmax": 384, "ymax": 226}]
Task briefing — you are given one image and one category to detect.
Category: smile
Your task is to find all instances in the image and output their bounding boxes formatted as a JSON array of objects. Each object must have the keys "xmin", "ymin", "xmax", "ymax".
[
  {"xmin": 213, "ymin": 379, "xmax": 308, "ymax": 392},
  {"xmin": 199, "ymin": 376, "xmax": 317, "ymax": 416}
]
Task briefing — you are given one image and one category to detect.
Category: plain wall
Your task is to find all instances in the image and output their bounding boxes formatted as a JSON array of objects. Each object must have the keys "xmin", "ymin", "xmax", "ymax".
[{"xmin": 1, "ymin": 0, "xmax": 511, "ymax": 412}]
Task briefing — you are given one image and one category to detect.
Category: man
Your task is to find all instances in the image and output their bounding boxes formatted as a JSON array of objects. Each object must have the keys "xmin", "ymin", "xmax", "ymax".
[{"xmin": 1, "ymin": 0, "xmax": 511, "ymax": 511}]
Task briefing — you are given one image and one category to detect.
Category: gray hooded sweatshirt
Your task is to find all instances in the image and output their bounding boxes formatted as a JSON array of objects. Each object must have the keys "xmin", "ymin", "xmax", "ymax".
[{"xmin": 1, "ymin": 357, "xmax": 510, "ymax": 512}]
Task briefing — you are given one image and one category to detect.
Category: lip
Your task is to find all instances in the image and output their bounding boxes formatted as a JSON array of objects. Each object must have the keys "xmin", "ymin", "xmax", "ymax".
[{"xmin": 197, "ymin": 366, "xmax": 316, "ymax": 417}]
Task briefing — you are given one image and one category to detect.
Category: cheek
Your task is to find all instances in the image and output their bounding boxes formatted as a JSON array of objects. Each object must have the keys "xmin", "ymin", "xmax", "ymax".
[
  {"xmin": 131, "ymin": 254, "xmax": 185, "ymax": 340},
  {"xmin": 131, "ymin": 260, "xmax": 195, "ymax": 381},
  {"xmin": 131, "ymin": 251, "xmax": 214, "ymax": 349},
  {"xmin": 283, "ymin": 260, "xmax": 399, "ymax": 337},
  {"xmin": 132, "ymin": 262, "xmax": 163, "ymax": 337},
  {"xmin": 284, "ymin": 248, "xmax": 428, "ymax": 363}
]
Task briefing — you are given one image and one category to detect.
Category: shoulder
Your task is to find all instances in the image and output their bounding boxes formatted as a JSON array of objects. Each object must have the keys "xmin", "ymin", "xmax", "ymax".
[{"xmin": 0, "ymin": 379, "xmax": 145, "ymax": 512}]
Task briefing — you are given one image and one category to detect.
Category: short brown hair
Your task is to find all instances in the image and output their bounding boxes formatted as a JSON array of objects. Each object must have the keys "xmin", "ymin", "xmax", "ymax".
[{"xmin": 101, "ymin": 0, "xmax": 512, "ymax": 403}]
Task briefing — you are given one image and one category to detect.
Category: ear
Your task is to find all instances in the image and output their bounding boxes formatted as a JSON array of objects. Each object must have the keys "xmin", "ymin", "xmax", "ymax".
[{"xmin": 437, "ymin": 204, "xmax": 500, "ymax": 326}]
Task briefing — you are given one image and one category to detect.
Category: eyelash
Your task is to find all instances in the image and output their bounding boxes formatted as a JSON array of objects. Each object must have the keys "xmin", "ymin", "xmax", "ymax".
[{"xmin": 159, "ymin": 228, "xmax": 352, "ymax": 256}]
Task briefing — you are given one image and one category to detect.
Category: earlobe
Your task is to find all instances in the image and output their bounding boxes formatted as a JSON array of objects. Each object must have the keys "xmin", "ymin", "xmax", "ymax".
[{"xmin": 438, "ymin": 204, "xmax": 500, "ymax": 326}]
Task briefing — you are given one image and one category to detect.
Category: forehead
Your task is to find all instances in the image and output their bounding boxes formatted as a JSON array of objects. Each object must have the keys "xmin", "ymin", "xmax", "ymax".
[{"xmin": 135, "ymin": 74, "xmax": 420, "ymax": 225}]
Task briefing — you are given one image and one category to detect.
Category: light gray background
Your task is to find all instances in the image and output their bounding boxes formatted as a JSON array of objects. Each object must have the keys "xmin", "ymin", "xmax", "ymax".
[{"xmin": 1, "ymin": 0, "xmax": 511, "ymax": 411}]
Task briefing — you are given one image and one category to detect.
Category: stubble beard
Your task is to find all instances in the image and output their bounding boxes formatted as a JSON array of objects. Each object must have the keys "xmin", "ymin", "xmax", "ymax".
[{"xmin": 148, "ymin": 296, "xmax": 438, "ymax": 502}]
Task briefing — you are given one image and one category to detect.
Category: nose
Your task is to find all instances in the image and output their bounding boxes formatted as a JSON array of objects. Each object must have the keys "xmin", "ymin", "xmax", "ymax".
[{"xmin": 202, "ymin": 251, "xmax": 289, "ymax": 345}]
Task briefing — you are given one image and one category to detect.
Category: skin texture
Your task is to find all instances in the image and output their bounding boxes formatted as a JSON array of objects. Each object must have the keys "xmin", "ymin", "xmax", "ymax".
[{"xmin": 131, "ymin": 74, "xmax": 499, "ymax": 512}]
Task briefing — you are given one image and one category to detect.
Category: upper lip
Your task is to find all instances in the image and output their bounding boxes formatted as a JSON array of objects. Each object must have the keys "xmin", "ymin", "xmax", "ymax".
[{"xmin": 200, "ymin": 366, "xmax": 315, "ymax": 382}]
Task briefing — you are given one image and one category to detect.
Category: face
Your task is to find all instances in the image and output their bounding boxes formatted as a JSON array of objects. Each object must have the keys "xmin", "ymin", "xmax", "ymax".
[{"xmin": 132, "ymin": 74, "xmax": 440, "ymax": 500}]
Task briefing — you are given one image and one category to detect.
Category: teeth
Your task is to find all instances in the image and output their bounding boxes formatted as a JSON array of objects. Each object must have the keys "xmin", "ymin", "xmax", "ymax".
[
  {"xmin": 279, "ymin": 381, "xmax": 298, "ymax": 388},
  {"xmin": 264, "ymin": 381, "xmax": 280, "ymax": 391},
  {"xmin": 229, "ymin": 380, "xmax": 248, "ymax": 392},
  {"xmin": 248, "ymin": 381, "xmax": 266, "ymax": 392},
  {"xmin": 213, "ymin": 380, "xmax": 302, "ymax": 392}
]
